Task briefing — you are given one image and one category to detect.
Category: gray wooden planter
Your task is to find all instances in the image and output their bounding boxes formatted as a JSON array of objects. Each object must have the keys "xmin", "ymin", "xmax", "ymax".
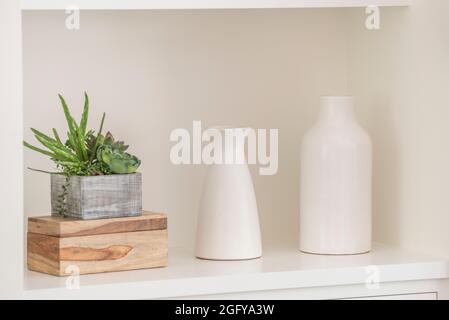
[{"xmin": 51, "ymin": 173, "xmax": 142, "ymax": 220}]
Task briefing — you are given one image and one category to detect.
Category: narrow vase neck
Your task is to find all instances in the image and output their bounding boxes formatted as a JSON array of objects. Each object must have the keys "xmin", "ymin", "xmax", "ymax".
[
  {"xmin": 318, "ymin": 96, "xmax": 355, "ymax": 125},
  {"xmin": 208, "ymin": 126, "xmax": 250, "ymax": 164}
]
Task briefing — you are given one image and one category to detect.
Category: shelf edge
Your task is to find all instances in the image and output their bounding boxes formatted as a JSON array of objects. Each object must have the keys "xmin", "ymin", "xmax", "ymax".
[{"xmin": 21, "ymin": 0, "xmax": 412, "ymax": 11}]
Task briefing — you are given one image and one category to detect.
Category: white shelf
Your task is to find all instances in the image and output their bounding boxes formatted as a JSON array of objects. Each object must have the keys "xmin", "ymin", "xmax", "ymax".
[
  {"xmin": 23, "ymin": 243, "xmax": 449, "ymax": 299},
  {"xmin": 21, "ymin": 0, "xmax": 411, "ymax": 10}
]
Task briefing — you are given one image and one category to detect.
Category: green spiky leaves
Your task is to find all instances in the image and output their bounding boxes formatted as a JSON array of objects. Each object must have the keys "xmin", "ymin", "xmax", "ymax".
[{"xmin": 23, "ymin": 93, "xmax": 141, "ymax": 176}]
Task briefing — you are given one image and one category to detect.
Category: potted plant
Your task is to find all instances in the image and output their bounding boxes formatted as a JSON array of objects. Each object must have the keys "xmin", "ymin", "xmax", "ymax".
[{"xmin": 24, "ymin": 93, "xmax": 142, "ymax": 220}]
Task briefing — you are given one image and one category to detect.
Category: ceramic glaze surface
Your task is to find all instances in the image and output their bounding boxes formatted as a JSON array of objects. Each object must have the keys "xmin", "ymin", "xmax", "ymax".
[
  {"xmin": 195, "ymin": 127, "xmax": 262, "ymax": 260},
  {"xmin": 300, "ymin": 96, "xmax": 372, "ymax": 255}
]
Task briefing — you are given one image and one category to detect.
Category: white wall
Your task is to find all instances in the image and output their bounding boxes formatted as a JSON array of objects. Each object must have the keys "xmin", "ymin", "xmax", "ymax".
[
  {"xmin": 347, "ymin": 0, "xmax": 449, "ymax": 258},
  {"xmin": 23, "ymin": 9, "xmax": 349, "ymax": 248},
  {"xmin": 23, "ymin": 2, "xmax": 449, "ymax": 259},
  {"xmin": 0, "ymin": 0, "xmax": 24, "ymax": 298}
]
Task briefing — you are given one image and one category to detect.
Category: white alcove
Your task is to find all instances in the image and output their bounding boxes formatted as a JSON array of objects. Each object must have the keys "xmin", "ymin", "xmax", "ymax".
[{"xmin": 8, "ymin": 0, "xmax": 449, "ymax": 298}]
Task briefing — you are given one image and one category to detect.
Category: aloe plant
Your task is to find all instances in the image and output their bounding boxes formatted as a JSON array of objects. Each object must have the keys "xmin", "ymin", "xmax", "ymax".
[{"xmin": 24, "ymin": 93, "xmax": 141, "ymax": 176}]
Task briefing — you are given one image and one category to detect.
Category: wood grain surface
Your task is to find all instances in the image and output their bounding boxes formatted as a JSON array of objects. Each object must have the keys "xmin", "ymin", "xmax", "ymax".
[
  {"xmin": 27, "ymin": 230, "xmax": 168, "ymax": 276},
  {"xmin": 27, "ymin": 212, "xmax": 168, "ymax": 276},
  {"xmin": 28, "ymin": 211, "xmax": 167, "ymax": 237},
  {"xmin": 51, "ymin": 173, "xmax": 142, "ymax": 219}
]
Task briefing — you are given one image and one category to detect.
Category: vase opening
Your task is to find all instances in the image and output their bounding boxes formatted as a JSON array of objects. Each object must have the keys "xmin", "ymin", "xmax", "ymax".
[{"xmin": 319, "ymin": 96, "xmax": 355, "ymax": 125}]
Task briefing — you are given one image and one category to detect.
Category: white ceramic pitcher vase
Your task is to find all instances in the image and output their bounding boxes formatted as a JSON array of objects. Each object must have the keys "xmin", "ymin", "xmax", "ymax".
[{"xmin": 195, "ymin": 127, "xmax": 262, "ymax": 260}]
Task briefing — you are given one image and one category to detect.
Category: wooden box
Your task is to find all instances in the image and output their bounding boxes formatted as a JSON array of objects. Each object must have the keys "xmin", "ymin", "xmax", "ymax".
[
  {"xmin": 27, "ymin": 211, "xmax": 167, "ymax": 276},
  {"xmin": 51, "ymin": 173, "xmax": 142, "ymax": 220}
]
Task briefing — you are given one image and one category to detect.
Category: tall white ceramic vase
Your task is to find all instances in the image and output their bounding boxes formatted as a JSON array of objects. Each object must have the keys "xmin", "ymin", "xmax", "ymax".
[
  {"xmin": 195, "ymin": 127, "xmax": 262, "ymax": 260},
  {"xmin": 300, "ymin": 96, "xmax": 372, "ymax": 255}
]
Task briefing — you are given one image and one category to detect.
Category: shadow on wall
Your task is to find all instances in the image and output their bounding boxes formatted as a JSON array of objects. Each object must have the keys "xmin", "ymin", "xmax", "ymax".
[{"xmin": 367, "ymin": 96, "xmax": 402, "ymax": 246}]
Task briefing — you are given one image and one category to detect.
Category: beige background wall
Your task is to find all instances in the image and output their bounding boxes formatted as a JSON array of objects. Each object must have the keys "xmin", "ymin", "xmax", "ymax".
[
  {"xmin": 23, "ymin": 9, "xmax": 348, "ymax": 248},
  {"xmin": 347, "ymin": 0, "xmax": 449, "ymax": 258},
  {"xmin": 23, "ymin": 1, "xmax": 449, "ymax": 256}
]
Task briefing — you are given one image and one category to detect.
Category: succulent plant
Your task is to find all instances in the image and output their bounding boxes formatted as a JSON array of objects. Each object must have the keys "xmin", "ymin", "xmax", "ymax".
[
  {"xmin": 23, "ymin": 93, "xmax": 141, "ymax": 176},
  {"xmin": 96, "ymin": 132, "xmax": 141, "ymax": 174}
]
